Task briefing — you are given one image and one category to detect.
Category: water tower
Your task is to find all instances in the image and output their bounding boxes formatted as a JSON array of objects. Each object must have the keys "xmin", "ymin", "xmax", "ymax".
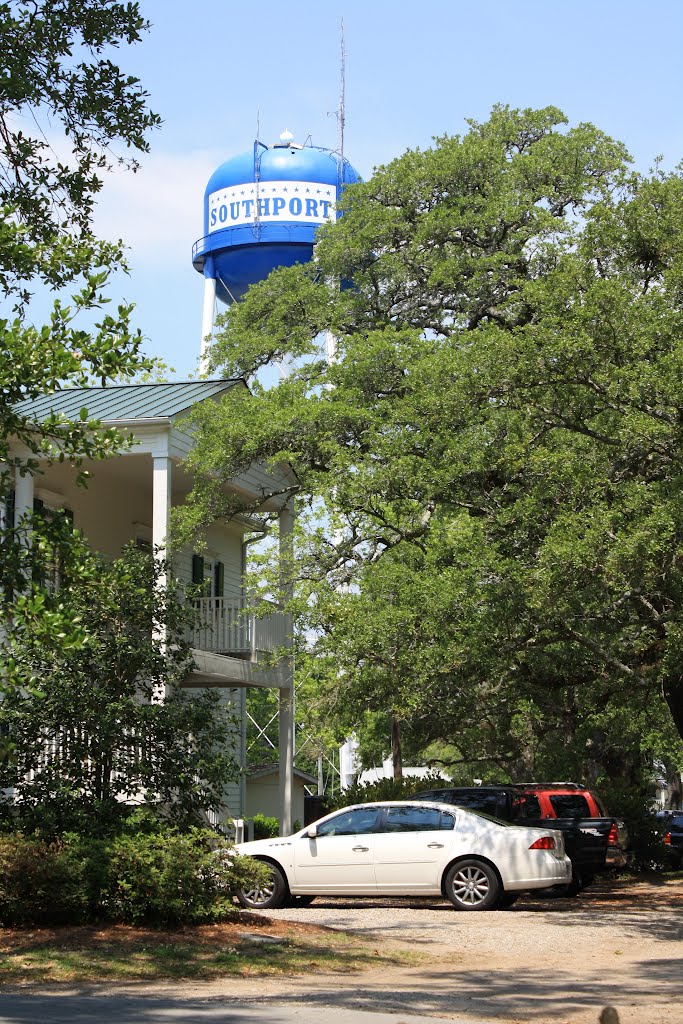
[{"xmin": 192, "ymin": 131, "xmax": 361, "ymax": 371}]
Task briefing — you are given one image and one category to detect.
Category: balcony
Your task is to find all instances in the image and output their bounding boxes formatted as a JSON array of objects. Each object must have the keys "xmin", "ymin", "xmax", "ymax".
[{"xmin": 190, "ymin": 597, "xmax": 288, "ymax": 659}]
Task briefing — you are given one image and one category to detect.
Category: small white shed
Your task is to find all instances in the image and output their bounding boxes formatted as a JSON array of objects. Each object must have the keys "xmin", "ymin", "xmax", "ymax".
[{"xmin": 246, "ymin": 765, "xmax": 318, "ymax": 831}]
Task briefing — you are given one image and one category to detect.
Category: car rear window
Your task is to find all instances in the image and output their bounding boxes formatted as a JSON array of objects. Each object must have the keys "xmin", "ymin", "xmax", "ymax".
[
  {"xmin": 549, "ymin": 794, "xmax": 591, "ymax": 817},
  {"xmin": 382, "ymin": 806, "xmax": 442, "ymax": 832}
]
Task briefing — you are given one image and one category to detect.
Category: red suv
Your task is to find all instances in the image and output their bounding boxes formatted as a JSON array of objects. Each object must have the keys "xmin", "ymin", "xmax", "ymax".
[{"xmin": 510, "ymin": 783, "xmax": 628, "ymax": 867}]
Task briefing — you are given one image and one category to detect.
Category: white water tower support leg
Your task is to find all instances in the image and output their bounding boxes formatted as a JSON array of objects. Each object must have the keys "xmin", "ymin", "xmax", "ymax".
[{"xmin": 200, "ymin": 275, "xmax": 217, "ymax": 376}]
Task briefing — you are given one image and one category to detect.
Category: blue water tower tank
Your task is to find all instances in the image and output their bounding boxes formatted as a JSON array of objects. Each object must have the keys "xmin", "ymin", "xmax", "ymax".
[{"xmin": 193, "ymin": 132, "xmax": 361, "ymax": 307}]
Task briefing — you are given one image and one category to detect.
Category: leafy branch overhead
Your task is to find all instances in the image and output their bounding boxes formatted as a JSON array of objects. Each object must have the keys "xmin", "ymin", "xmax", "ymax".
[{"xmin": 1, "ymin": 1, "xmax": 159, "ymax": 609}]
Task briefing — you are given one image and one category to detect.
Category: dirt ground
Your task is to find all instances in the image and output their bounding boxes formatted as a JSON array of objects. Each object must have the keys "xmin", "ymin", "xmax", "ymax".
[
  {"xmin": 162, "ymin": 874, "xmax": 683, "ymax": 1024},
  {"xmin": 3, "ymin": 875, "xmax": 682, "ymax": 1024}
]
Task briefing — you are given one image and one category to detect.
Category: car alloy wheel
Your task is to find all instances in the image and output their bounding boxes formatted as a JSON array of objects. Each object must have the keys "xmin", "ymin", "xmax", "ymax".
[
  {"xmin": 445, "ymin": 859, "xmax": 500, "ymax": 910},
  {"xmin": 237, "ymin": 861, "xmax": 288, "ymax": 910}
]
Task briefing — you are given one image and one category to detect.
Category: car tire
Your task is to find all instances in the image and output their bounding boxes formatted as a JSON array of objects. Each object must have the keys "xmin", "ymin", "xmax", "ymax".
[
  {"xmin": 546, "ymin": 866, "xmax": 588, "ymax": 898},
  {"xmin": 236, "ymin": 861, "xmax": 288, "ymax": 910},
  {"xmin": 445, "ymin": 859, "xmax": 501, "ymax": 911}
]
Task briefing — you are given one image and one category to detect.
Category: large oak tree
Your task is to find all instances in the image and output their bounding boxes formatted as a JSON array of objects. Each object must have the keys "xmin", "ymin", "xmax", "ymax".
[{"xmin": 178, "ymin": 106, "xmax": 683, "ymax": 780}]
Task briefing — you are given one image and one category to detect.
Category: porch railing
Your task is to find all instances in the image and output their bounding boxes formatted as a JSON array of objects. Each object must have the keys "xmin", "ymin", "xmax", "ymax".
[{"xmin": 190, "ymin": 597, "xmax": 288, "ymax": 657}]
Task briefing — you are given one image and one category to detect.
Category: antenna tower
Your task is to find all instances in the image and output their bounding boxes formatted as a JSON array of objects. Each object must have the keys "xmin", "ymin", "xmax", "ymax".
[{"xmin": 338, "ymin": 19, "xmax": 346, "ymax": 179}]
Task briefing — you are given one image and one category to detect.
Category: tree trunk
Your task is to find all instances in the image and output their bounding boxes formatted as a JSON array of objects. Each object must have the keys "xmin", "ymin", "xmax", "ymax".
[
  {"xmin": 391, "ymin": 713, "xmax": 402, "ymax": 780},
  {"xmin": 663, "ymin": 677, "xmax": 683, "ymax": 743}
]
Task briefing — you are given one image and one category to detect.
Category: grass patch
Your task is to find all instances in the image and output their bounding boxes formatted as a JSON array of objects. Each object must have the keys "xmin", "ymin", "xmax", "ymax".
[{"xmin": 0, "ymin": 919, "xmax": 422, "ymax": 986}]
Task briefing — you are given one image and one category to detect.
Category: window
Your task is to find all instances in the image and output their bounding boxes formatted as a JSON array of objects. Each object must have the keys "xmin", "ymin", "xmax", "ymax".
[
  {"xmin": 549, "ymin": 794, "xmax": 590, "ymax": 818},
  {"xmin": 316, "ymin": 807, "xmax": 379, "ymax": 837},
  {"xmin": 191, "ymin": 553, "xmax": 224, "ymax": 600},
  {"xmin": 382, "ymin": 806, "xmax": 442, "ymax": 832},
  {"xmin": 512, "ymin": 794, "xmax": 541, "ymax": 819},
  {"xmin": 433, "ymin": 789, "xmax": 506, "ymax": 818}
]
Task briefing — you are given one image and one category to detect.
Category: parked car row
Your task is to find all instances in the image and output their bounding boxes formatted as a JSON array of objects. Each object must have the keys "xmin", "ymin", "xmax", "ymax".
[{"xmin": 413, "ymin": 782, "xmax": 627, "ymax": 892}]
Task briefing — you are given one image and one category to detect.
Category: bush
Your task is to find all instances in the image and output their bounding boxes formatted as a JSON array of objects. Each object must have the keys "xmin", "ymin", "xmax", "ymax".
[
  {"xmin": 0, "ymin": 825, "xmax": 271, "ymax": 926},
  {"xmin": 598, "ymin": 782, "xmax": 670, "ymax": 872},
  {"xmin": 0, "ymin": 833, "xmax": 90, "ymax": 925},
  {"xmin": 101, "ymin": 827, "xmax": 242, "ymax": 925},
  {"xmin": 250, "ymin": 813, "xmax": 280, "ymax": 839}
]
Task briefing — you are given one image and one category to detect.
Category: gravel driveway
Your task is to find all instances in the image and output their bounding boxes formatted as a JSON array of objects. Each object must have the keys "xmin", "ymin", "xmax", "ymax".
[{"xmin": 235, "ymin": 875, "xmax": 683, "ymax": 1024}]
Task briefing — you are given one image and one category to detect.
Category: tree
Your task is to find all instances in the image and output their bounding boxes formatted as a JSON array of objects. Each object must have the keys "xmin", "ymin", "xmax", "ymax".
[
  {"xmin": 1, "ymin": 1, "xmax": 159, "ymax": 608},
  {"xmin": 0, "ymin": 544, "xmax": 238, "ymax": 835},
  {"xmin": 176, "ymin": 106, "xmax": 683, "ymax": 778}
]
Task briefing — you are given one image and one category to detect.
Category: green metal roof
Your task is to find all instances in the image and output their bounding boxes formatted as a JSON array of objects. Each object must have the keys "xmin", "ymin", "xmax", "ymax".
[{"xmin": 14, "ymin": 379, "xmax": 239, "ymax": 424}]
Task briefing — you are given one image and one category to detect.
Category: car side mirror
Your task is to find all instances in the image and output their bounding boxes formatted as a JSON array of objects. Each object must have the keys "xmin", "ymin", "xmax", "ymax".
[{"xmin": 305, "ymin": 825, "xmax": 317, "ymax": 839}]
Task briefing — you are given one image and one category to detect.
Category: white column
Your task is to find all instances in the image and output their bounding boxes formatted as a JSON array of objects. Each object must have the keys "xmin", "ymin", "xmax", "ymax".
[
  {"xmin": 152, "ymin": 456, "xmax": 172, "ymax": 702},
  {"xmin": 14, "ymin": 468, "xmax": 34, "ymax": 541},
  {"xmin": 200, "ymin": 276, "xmax": 217, "ymax": 376},
  {"xmin": 152, "ymin": 456, "xmax": 172, "ymax": 575},
  {"xmin": 278, "ymin": 503, "xmax": 295, "ymax": 836}
]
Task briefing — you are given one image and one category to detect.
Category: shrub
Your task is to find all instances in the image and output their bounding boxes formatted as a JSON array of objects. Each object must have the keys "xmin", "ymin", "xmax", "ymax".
[
  {"xmin": 0, "ymin": 833, "xmax": 90, "ymax": 925},
  {"xmin": 250, "ymin": 813, "xmax": 280, "ymax": 839},
  {"xmin": 0, "ymin": 825, "xmax": 271, "ymax": 927},
  {"xmin": 597, "ymin": 782, "xmax": 665, "ymax": 872},
  {"xmin": 101, "ymin": 827, "xmax": 240, "ymax": 925}
]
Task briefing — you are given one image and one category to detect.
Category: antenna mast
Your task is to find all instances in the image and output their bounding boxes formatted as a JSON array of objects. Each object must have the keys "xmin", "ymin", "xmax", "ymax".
[{"xmin": 338, "ymin": 18, "xmax": 346, "ymax": 169}]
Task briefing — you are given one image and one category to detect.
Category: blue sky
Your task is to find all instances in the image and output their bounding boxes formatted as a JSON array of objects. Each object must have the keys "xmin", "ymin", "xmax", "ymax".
[{"xmin": 86, "ymin": 0, "xmax": 683, "ymax": 378}]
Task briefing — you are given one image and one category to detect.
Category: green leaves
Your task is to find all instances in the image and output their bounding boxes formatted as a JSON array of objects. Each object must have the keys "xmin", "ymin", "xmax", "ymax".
[
  {"xmin": 185, "ymin": 106, "xmax": 683, "ymax": 778},
  {"xmin": 0, "ymin": 545, "xmax": 238, "ymax": 834},
  {"xmin": 0, "ymin": 2, "xmax": 159, "ymax": 679}
]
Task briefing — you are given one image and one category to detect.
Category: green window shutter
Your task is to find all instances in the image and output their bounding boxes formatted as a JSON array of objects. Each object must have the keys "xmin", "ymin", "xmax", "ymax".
[
  {"xmin": 191, "ymin": 553, "xmax": 205, "ymax": 586},
  {"xmin": 214, "ymin": 560, "xmax": 225, "ymax": 598}
]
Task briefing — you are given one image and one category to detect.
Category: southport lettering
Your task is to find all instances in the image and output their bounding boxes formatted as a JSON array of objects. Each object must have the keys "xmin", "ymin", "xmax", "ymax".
[{"xmin": 208, "ymin": 179, "xmax": 336, "ymax": 233}]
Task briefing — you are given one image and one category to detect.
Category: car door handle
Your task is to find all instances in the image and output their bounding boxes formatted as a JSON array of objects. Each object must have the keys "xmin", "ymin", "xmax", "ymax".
[
  {"xmin": 352, "ymin": 845, "xmax": 369, "ymax": 852},
  {"xmin": 427, "ymin": 842, "xmax": 445, "ymax": 848}
]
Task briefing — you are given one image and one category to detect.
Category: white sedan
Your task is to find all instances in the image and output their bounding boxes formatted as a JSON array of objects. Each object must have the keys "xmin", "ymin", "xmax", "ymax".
[{"xmin": 234, "ymin": 800, "xmax": 571, "ymax": 911}]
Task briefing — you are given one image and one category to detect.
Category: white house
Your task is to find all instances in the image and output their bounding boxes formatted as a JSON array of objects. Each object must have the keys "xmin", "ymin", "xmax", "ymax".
[{"xmin": 6, "ymin": 379, "xmax": 297, "ymax": 833}]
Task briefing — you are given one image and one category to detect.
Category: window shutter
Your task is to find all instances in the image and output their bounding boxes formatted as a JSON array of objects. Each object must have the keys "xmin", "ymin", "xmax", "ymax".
[
  {"xmin": 191, "ymin": 553, "xmax": 205, "ymax": 585},
  {"xmin": 214, "ymin": 560, "xmax": 225, "ymax": 598}
]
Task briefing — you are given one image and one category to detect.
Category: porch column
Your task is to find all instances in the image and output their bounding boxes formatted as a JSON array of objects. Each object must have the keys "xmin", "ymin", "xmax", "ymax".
[
  {"xmin": 152, "ymin": 456, "xmax": 172, "ymax": 577},
  {"xmin": 278, "ymin": 503, "xmax": 295, "ymax": 836},
  {"xmin": 152, "ymin": 456, "xmax": 172, "ymax": 701},
  {"xmin": 13, "ymin": 468, "xmax": 34, "ymax": 542}
]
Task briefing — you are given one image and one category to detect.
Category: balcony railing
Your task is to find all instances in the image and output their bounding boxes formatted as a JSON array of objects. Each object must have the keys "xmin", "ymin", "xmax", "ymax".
[{"xmin": 190, "ymin": 597, "xmax": 288, "ymax": 658}]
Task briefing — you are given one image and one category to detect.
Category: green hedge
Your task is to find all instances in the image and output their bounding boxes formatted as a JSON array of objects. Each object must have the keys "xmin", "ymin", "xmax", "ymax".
[
  {"xmin": 0, "ymin": 833, "xmax": 90, "ymax": 926},
  {"xmin": 0, "ymin": 828, "xmax": 269, "ymax": 927}
]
